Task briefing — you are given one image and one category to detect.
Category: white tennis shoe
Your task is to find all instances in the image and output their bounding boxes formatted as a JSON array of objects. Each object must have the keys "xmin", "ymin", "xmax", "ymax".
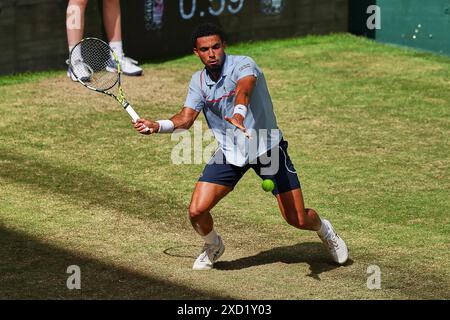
[
  {"xmin": 66, "ymin": 59, "xmax": 92, "ymax": 82},
  {"xmin": 107, "ymin": 56, "xmax": 143, "ymax": 76},
  {"xmin": 193, "ymin": 236, "xmax": 225, "ymax": 271},
  {"xmin": 318, "ymin": 219, "xmax": 349, "ymax": 265}
]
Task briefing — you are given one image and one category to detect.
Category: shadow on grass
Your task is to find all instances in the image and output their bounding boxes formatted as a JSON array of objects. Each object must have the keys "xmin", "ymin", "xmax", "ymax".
[
  {"xmin": 0, "ymin": 226, "xmax": 229, "ymax": 299},
  {"xmin": 214, "ymin": 242, "xmax": 353, "ymax": 280},
  {"xmin": 0, "ymin": 149, "xmax": 186, "ymax": 221}
]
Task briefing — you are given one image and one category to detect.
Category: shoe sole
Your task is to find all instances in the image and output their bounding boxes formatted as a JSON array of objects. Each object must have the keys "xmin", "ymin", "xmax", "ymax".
[
  {"xmin": 192, "ymin": 244, "xmax": 225, "ymax": 271},
  {"xmin": 68, "ymin": 75, "xmax": 91, "ymax": 83}
]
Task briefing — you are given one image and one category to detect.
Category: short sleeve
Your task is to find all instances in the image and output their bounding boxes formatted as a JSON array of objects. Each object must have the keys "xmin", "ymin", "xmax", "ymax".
[
  {"xmin": 234, "ymin": 57, "xmax": 259, "ymax": 82},
  {"xmin": 184, "ymin": 72, "xmax": 205, "ymax": 112}
]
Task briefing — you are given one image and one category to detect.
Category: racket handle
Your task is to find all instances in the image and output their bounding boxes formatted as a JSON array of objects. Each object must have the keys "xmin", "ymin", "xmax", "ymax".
[
  {"xmin": 125, "ymin": 105, "xmax": 150, "ymax": 133},
  {"xmin": 125, "ymin": 105, "xmax": 140, "ymax": 122}
]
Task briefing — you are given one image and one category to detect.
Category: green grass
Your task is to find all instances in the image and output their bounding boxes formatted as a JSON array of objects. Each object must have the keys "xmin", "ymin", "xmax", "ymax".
[
  {"xmin": 0, "ymin": 33, "xmax": 449, "ymax": 299},
  {"xmin": 0, "ymin": 70, "xmax": 61, "ymax": 87}
]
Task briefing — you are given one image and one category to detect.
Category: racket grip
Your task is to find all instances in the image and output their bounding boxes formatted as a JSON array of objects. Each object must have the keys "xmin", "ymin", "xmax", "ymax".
[
  {"xmin": 125, "ymin": 105, "xmax": 140, "ymax": 122},
  {"xmin": 125, "ymin": 105, "xmax": 150, "ymax": 133}
]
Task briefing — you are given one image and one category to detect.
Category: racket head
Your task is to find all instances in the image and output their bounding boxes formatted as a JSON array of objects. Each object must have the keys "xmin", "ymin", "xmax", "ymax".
[{"xmin": 69, "ymin": 37, "xmax": 121, "ymax": 92}]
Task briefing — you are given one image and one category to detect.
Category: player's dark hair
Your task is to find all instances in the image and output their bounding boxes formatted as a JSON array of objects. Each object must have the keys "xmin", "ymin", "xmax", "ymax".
[{"xmin": 191, "ymin": 23, "xmax": 227, "ymax": 48}]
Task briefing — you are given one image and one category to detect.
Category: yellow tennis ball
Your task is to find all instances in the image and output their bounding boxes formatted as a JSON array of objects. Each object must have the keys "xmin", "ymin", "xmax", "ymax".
[{"xmin": 262, "ymin": 179, "xmax": 275, "ymax": 192}]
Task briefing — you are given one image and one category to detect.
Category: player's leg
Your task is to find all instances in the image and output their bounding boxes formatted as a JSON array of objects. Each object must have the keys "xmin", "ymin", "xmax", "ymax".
[
  {"xmin": 256, "ymin": 139, "xmax": 349, "ymax": 264},
  {"xmin": 189, "ymin": 182, "xmax": 232, "ymax": 236},
  {"xmin": 276, "ymin": 188, "xmax": 321, "ymax": 231},
  {"xmin": 190, "ymin": 149, "xmax": 247, "ymax": 270},
  {"xmin": 66, "ymin": 0, "xmax": 89, "ymax": 81},
  {"xmin": 276, "ymin": 188, "xmax": 348, "ymax": 264},
  {"xmin": 103, "ymin": 0, "xmax": 143, "ymax": 76},
  {"xmin": 189, "ymin": 182, "xmax": 232, "ymax": 271}
]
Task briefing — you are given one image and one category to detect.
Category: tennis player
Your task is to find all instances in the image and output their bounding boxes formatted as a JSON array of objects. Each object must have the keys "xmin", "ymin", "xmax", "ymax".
[{"xmin": 134, "ymin": 23, "xmax": 349, "ymax": 270}]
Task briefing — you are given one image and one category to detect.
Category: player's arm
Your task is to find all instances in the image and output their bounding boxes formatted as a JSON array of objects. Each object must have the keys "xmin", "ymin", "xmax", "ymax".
[
  {"xmin": 170, "ymin": 107, "xmax": 201, "ymax": 130},
  {"xmin": 134, "ymin": 107, "xmax": 200, "ymax": 135},
  {"xmin": 225, "ymin": 75, "xmax": 256, "ymax": 138}
]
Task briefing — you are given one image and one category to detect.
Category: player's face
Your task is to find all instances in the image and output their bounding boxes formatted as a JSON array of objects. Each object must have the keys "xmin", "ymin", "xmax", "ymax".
[{"xmin": 194, "ymin": 35, "xmax": 226, "ymax": 72}]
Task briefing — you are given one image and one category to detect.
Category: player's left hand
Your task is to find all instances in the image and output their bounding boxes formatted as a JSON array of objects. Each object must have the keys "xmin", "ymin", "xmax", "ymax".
[{"xmin": 225, "ymin": 115, "xmax": 251, "ymax": 139}]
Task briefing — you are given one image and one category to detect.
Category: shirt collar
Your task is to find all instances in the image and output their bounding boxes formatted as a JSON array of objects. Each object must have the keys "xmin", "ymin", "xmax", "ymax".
[{"xmin": 204, "ymin": 54, "xmax": 231, "ymax": 86}]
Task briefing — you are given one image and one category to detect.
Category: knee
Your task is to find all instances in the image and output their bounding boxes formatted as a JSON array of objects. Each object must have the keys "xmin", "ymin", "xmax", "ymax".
[{"xmin": 188, "ymin": 204, "xmax": 207, "ymax": 221}]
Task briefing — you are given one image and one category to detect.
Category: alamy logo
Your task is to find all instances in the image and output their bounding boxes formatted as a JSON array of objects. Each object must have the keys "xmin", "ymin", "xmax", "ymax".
[
  {"xmin": 66, "ymin": 265, "xmax": 81, "ymax": 290},
  {"xmin": 66, "ymin": 5, "xmax": 81, "ymax": 30},
  {"xmin": 366, "ymin": 5, "xmax": 381, "ymax": 30},
  {"xmin": 367, "ymin": 265, "xmax": 381, "ymax": 290},
  {"xmin": 170, "ymin": 121, "xmax": 281, "ymax": 176}
]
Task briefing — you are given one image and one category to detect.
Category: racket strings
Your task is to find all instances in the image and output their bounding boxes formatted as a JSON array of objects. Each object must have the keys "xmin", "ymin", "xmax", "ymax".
[{"xmin": 69, "ymin": 39, "xmax": 119, "ymax": 91}]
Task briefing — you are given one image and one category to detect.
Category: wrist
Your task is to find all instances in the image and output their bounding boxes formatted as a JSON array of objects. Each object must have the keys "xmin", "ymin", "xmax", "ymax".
[
  {"xmin": 156, "ymin": 120, "xmax": 175, "ymax": 133},
  {"xmin": 233, "ymin": 104, "xmax": 247, "ymax": 119}
]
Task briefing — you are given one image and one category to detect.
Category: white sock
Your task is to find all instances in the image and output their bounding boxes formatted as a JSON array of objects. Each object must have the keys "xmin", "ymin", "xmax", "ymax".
[
  {"xmin": 203, "ymin": 230, "xmax": 219, "ymax": 245},
  {"xmin": 109, "ymin": 40, "xmax": 124, "ymax": 59},
  {"xmin": 317, "ymin": 219, "xmax": 330, "ymax": 237}
]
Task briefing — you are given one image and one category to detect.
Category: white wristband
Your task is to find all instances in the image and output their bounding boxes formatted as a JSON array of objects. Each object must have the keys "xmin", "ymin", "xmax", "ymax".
[
  {"xmin": 156, "ymin": 120, "xmax": 175, "ymax": 133},
  {"xmin": 233, "ymin": 104, "xmax": 248, "ymax": 118}
]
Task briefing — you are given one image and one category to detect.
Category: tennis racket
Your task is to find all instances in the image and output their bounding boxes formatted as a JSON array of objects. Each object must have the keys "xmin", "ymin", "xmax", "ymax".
[{"xmin": 68, "ymin": 37, "xmax": 149, "ymax": 132}]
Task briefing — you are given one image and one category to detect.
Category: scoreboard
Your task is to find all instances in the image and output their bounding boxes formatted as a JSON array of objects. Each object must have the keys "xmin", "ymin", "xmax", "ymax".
[
  {"xmin": 0, "ymin": 0, "xmax": 349, "ymax": 75},
  {"xmin": 121, "ymin": 0, "xmax": 348, "ymax": 61}
]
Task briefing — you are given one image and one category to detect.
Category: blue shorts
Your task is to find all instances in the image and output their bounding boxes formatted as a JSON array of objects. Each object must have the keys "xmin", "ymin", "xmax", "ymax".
[{"xmin": 199, "ymin": 139, "xmax": 301, "ymax": 195}]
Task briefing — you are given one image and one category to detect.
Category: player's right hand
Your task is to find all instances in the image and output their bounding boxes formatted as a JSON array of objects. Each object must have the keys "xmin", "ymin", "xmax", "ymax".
[
  {"xmin": 133, "ymin": 119, "xmax": 159, "ymax": 135},
  {"xmin": 225, "ymin": 115, "xmax": 251, "ymax": 139}
]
